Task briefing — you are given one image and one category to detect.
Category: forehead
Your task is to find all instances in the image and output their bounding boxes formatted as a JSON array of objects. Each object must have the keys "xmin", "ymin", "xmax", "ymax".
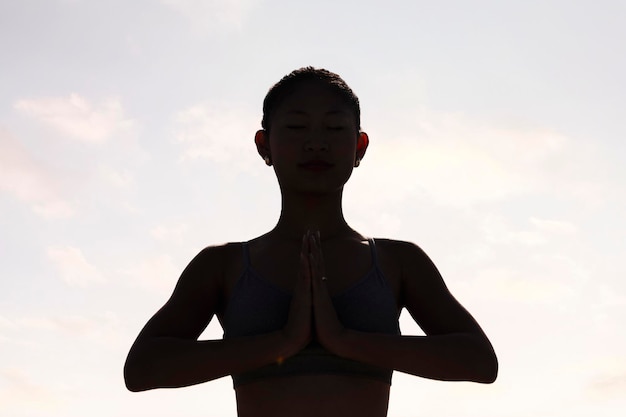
[{"xmin": 274, "ymin": 81, "xmax": 352, "ymax": 115}]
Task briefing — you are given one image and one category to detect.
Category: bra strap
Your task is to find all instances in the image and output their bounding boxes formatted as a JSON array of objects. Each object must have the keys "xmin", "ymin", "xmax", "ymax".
[
  {"xmin": 368, "ymin": 238, "xmax": 379, "ymax": 268},
  {"xmin": 241, "ymin": 241, "xmax": 251, "ymax": 268}
]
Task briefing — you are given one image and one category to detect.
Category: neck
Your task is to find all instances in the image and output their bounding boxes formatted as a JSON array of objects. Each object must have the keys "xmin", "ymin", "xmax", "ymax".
[{"xmin": 270, "ymin": 188, "xmax": 355, "ymax": 242}]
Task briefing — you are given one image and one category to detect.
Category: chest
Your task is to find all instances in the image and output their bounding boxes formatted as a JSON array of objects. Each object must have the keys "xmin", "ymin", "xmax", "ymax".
[{"xmin": 219, "ymin": 238, "xmax": 403, "ymax": 319}]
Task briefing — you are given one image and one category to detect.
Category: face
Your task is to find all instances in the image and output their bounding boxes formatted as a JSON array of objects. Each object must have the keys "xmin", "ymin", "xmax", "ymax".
[{"xmin": 258, "ymin": 81, "xmax": 368, "ymax": 195}]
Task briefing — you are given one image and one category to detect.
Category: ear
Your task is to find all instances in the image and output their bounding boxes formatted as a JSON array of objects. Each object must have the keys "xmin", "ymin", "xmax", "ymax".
[
  {"xmin": 255, "ymin": 130, "xmax": 270, "ymax": 159},
  {"xmin": 356, "ymin": 131, "xmax": 369, "ymax": 161}
]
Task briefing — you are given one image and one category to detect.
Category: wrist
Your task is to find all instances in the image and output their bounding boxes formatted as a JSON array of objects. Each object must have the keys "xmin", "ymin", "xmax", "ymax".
[
  {"xmin": 278, "ymin": 330, "xmax": 306, "ymax": 359},
  {"xmin": 323, "ymin": 327, "xmax": 352, "ymax": 358}
]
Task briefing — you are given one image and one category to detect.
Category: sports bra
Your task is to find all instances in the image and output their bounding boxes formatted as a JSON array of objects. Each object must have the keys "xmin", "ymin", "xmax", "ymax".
[{"xmin": 221, "ymin": 238, "xmax": 400, "ymax": 388}]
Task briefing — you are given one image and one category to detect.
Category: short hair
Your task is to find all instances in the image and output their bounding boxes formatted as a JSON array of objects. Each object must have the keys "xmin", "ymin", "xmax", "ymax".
[{"xmin": 261, "ymin": 66, "xmax": 361, "ymax": 134}]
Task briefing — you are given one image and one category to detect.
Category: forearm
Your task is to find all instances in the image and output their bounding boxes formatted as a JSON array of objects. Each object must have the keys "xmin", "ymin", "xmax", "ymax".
[
  {"xmin": 124, "ymin": 331, "xmax": 294, "ymax": 391},
  {"xmin": 337, "ymin": 331, "xmax": 498, "ymax": 383}
]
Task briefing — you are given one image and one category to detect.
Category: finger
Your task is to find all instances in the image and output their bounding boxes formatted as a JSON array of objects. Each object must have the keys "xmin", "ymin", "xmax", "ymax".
[
  {"xmin": 309, "ymin": 250, "xmax": 316, "ymax": 279},
  {"xmin": 308, "ymin": 232, "xmax": 313, "ymax": 252},
  {"xmin": 302, "ymin": 231, "xmax": 309, "ymax": 255},
  {"xmin": 302, "ymin": 237, "xmax": 313, "ymax": 278},
  {"xmin": 299, "ymin": 251, "xmax": 308, "ymax": 277},
  {"xmin": 312, "ymin": 231, "xmax": 321, "ymax": 255},
  {"xmin": 308, "ymin": 233, "xmax": 316, "ymax": 266},
  {"xmin": 303, "ymin": 232, "xmax": 313, "ymax": 269},
  {"xmin": 311, "ymin": 231, "xmax": 325, "ymax": 281},
  {"xmin": 318, "ymin": 244, "xmax": 326, "ymax": 283},
  {"xmin": 308, "ymin": 230, "xmax": 314, "ymax": 254}
]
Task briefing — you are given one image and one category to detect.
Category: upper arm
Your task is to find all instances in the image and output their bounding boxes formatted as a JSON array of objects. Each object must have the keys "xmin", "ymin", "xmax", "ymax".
[
  {"xmin": 399, "ymin": 241, "xmax": 487, "ymax": 338},
  {"xmin": 133, "ymin": 244, "xmax": 227, "ymax": 342}
]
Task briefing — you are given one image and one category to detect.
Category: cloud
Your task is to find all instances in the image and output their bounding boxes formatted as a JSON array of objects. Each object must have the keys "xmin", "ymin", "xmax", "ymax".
[
  {"xmin": 161, "ymin": 0, "xmax": 259, "ymax": 32},
  {"xmin": 465, "ymin": 266, "xmax": 580, "ymax": 306},
  {"xmin": 119, "ymin": 254, "xmax": 180, "ymax": 295},
  {"xmin": 582, "ymin": 356, "xmax": 626, "ymax": 401},
  {"xmin": 14, "ymin": 94, "xmax": 135, "ymax": 143},
  {"xmin": 172, "ymin": 101, "xmax": 261, "ymax": 172},
  {"xmin": 447, "ymin": 214, "xmax": 589, "ymax": 306},
  {"xmin": 587, "ymin": 373, "xmax": 626, "ymax": 400},
  {"xmin": 0, "ymin": 125, "xmax": 145, "ymax": 219},
  {"xmin": 0, "ymin": 128, "xmax": 76, "ymax": 218},
  {"xmin": 97, "ymin": 164, "xmax": 135, "ymax": 189},
  {"xmin": 529, "ymin": 217, "xmax": 579, "ymax": 235},
  {"xmin": 0, "ymin": 368, "xmax": 63, "ymax": 413},
  {"xmin": 482, "ymin": 214, "xmax": 579, "ymax": 247},
  {"xmin": 0, "ymin": 316, "xmax": 14, "ymax": 329},
  {"xmin": 362, "ymin": 110, "xmax": 613, "ymax": 208},
  {"xmin": 597, "ymin": 284, "xmax": 626, "ymax": 308},
  {"xmin": 0, "ymin": 312, "xmax": 127, "ymax": 361},
  {"xmin": 32, "ymin": 201, "xmax": 76, "ymax": 219},
  {"xmin": 151, "ymin": 223, "xmax": 189, "ymax": 245},
  {"xmin": 46, "ymin": 246, "xmax": 106, "ymax": 287},
  {"xmin": 1, "ymin": 311, "xmax": 122, "ymax": 343}
]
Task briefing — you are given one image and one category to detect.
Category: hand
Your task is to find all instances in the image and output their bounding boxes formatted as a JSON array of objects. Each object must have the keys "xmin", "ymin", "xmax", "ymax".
[
  {"xmin": 308, "ymin": 230, "xmax": 346, "ymax": 353},
  {"xmin": 281, "ymin": 232, "xmax": 313, "ymax": 356}
]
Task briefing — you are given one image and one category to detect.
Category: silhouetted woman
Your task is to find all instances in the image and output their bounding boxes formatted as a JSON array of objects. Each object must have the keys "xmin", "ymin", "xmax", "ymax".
[{"xmin": 124, "ymin": 67, "xmax": 498, "ymax": 417}]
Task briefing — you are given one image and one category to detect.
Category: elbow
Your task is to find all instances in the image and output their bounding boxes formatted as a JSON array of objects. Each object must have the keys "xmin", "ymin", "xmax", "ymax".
[
  {"xmin": 125, "ymin": 381, "xmax": 145, "ymax": 393},
  {"xmin": 124, "ymin": 365, "xmax": 145, "ymax": 392},
  {"xmin": 461, "ymin": 338, "xmax": 498, "ymax": 384},
  {"xmin": 124, "ymin": 356, "xmax": 154, "ymax": 392},
  {"xmin": 468, "ymin": 334, "xmax": 498, "ymax": 384},
  {"xmin": 487, "ymin": 354, "xmax": 499, "ymax": 383},
  {"xmin": 124, "ymin": 341, "xmax": 162, "ymax": 392},
  {"xmin": 124, "ymin": 368, "xmax": 153, "ymax": 392},
  {"xmin": 475, "ymin": 351, "xmax": 498, "ymax": 384},
  {"xmin": 476, "ymin": 369, "xmax": 497, "ymax": 384}
]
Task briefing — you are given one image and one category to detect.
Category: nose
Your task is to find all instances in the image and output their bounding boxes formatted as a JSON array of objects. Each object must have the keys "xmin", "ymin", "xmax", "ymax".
[
  {"xmin": 304, "ymin": 142, "xmax": 328, "ymax": 151},
  {"xmin": 304, "ymin": 129, "xmax": 329, "ymax": 151}
]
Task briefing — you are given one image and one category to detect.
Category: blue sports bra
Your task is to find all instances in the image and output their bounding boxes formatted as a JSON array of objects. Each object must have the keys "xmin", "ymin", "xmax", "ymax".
[{"xmin": 222, "ymin": 238, "xmax": 400, "ymax": 388}]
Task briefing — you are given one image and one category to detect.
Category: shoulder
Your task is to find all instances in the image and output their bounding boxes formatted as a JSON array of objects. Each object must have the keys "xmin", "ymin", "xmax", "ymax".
[
  {"xmin": 374, "ymin": 238, "xmax": 435, "ymax": 267},
  {"xmin": 132, "ymin": 242, "xmax": 243, "ymax": 340},
  {"xmin": 368, "ymin": 238, "xmax": 418, "ymax": 270},
  {"xmin": 176, "ymin": 242, "xmax": 242, "ymax": 291},
  {"xmin": 371, "ymin": 237, "xmax": 428, "ymax": 267},
  {"xmin": 368, "ymin": 237, "xmax": 406, "ymax": 267},
  {"xmin": 185, "ymin": 242, "xmax": 231, "ymax": 273},
  {"xmin": 372, "ymin": 237, "xmax": 442, "ymax": 299},
  {"xmin": 193, "ymin": 241, "xmax": 244, "ymax": 264}
]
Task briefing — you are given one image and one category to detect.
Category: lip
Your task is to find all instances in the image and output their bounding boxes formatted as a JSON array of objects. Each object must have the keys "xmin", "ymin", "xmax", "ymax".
[
  {"xmin": 299, "ymin": 164, "xmax": 334, "ymax": 172},
  {"xmin": 299, "ymin": 159, "xmax": 333, "ymax": 166}
]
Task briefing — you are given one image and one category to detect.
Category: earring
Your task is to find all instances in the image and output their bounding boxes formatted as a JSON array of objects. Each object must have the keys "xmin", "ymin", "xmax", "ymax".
[
  {"xmin": 264, "ymin": 156, "xmax": 271, "ymax": 166},
  {"xmin": 355, "ymin": 158, "xmax": 361, "ymax": 167}
]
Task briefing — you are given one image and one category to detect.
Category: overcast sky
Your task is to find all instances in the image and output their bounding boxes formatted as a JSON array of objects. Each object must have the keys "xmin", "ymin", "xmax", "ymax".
[{"xmin": 1, "ymin": 1, "xmax": 625, "ymax": 416}]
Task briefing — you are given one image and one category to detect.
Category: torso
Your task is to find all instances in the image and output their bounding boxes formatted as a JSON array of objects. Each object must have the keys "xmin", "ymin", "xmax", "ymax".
[
  {"xmin": 216, "ymin": 233, "xmax": 404, "ymax": 417},
  {"xmin": 235, "ymin": 374, "xmax": 391, "ymax": 417}
]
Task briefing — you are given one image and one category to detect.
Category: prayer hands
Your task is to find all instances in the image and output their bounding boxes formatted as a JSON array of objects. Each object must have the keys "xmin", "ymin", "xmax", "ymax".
[
  {"xmin": 282, "ymin": 233, "xmax": 314, "ymax": 353},
  {"xmin": 307, "ymin": 230, "xmax": 346, "ymax": 351},
  {"xmin": 283, "ymin": 229, "xmax": 345, "ymax": 356}
]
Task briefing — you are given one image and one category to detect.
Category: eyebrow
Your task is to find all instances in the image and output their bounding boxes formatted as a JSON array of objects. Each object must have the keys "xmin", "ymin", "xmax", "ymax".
[{"xmin": 286, "ymin": 110, "xmax": 349, "ymax": 115}]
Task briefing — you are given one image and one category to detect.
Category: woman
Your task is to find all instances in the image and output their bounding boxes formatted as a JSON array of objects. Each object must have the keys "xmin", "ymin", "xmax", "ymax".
[{"xmin": 124, "ymin": 67, "xmax": 498, "ymax": 417}]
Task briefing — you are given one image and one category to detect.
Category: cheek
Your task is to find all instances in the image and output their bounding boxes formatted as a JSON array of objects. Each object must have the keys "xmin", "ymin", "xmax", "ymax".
[
  {"xmin": 274, "ymin": 145, "xmax": 299, "ymax": 161},
  {"xmin": 334, "ymin": 141, "xmax": 356, "ymax": 157}
]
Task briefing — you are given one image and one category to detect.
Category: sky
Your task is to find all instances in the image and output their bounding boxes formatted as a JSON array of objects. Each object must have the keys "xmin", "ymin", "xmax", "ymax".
[{"xmin": 1, "ymin": 0, "xmax": 625, "ymax": 416}]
